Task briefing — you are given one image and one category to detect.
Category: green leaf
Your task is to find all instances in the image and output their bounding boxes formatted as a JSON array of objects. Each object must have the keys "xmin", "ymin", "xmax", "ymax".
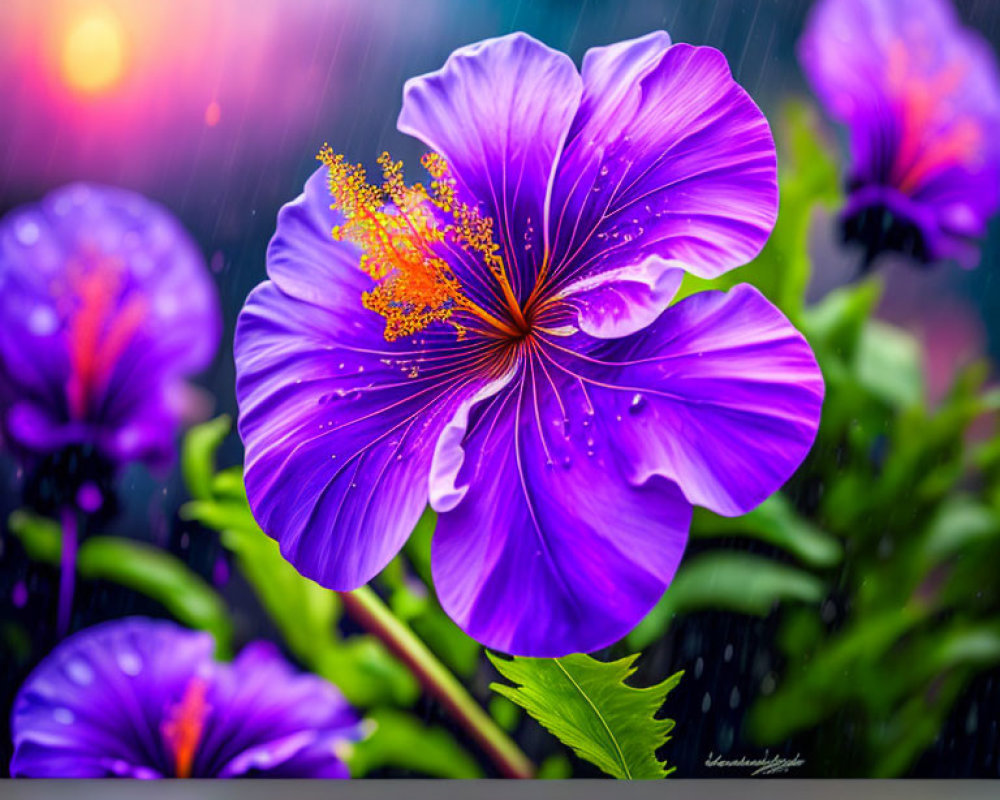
[
  {"xmin": 628, "ymin": 552, "xmax": 826, "ymax": 650},
  {"xmin": 181, "ymin": 415, "xmax": 232, "ymax": 501},
  {"xmin": 488, "ymin": 652, "xmax": 681, "ymax": 780},
  {"xmin": 77, "ymin": 537, "xmax": 234, "ymax": 657},
  {"xmin": 8, "ymin": 510, "xmax": 62, "ymax": 563},
  {"xmin": 216, "ymin": 521, "xmax": 419, "ymax": 708},
  {"xmin": 8, "ymin": 511, "xmax": 233, "ymax": 656},
  {"xmin": 855, "ymin": 320, "xmax": 924, "ymax": 409},
  {"xmin": 691, "ymin": 494, "xmax": 842, "ymax": 569},
  {"xmin": 344, "ymin": 708, "xmax": 482, "ymax": 778}
]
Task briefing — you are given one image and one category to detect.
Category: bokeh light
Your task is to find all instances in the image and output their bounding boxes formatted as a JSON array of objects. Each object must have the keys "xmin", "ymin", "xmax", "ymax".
[{"xmin": 60, "ymin": 7, "xmax": 127, "ymax": 95}]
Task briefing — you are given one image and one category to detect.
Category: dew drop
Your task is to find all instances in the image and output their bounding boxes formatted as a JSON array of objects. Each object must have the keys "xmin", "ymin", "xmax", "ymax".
[
  {"xmin": 117, "ymin": 650, "xmax": 142, "ymax": 677},
  {"xmin": 629, "ymin": 393, "xmax": 646, "ymax": 414},
  {"xmin": 15, "ymin": 220, "xmax": 40, "ymax": 246},
  {"xmin": 28, "ymin": 306, "xmax": 58, "ymax": 336},
  {"xmin": 66, "ymin": 659, "xmax": 94, "ymax": 686}
]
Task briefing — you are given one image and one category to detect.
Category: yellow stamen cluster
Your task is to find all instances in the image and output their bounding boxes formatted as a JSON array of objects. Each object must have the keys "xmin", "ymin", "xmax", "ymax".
[{"xmin": 318, "ymin": 145, "xmax": 520, "ymax": 341}]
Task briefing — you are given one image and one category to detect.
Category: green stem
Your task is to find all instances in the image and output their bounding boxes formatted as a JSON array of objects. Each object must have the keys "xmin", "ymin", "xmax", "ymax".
[{"xmin": 339, "ymin": 586, "xmax": 534, "ymax": 779}]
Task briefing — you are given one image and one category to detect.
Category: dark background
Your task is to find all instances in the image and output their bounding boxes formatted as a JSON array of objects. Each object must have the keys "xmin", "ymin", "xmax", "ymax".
[{"xmin": 1, "ymin": 0, "xmax": 999, "ymax": 778}]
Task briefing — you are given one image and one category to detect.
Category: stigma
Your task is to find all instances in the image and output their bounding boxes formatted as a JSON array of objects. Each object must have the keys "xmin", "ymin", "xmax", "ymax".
[
  {"xmin": 161, "ymin": 677, "xmax": 210, "ymax": 779},
  {"xmin": 318, "ymin": 146, "xmax": 525, "ymax": 341}
]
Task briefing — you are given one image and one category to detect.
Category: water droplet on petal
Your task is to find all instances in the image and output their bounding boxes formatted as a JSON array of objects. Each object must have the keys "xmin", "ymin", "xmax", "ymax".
[
  {"xmin": 66, "ymin": 659, "xmax": 94, "ymax": 686},
  {"xmin": 16, "ymin": 220, "xmax": 40, "ymax": 246},
  {"xmin": 53, "ymin": 707, "xmax": 75, "ymax": 725},
  {"xmin": 629, "ymin": 394, "xmax": 646, "ymax": 414},
  {"xmin": 117, "ymin": 650, "xmax": 142, "ymax": 677}
]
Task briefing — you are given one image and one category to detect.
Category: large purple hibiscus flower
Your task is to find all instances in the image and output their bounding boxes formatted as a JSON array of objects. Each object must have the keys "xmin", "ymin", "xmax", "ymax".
[
  {"xmin": 10, "ymin": 617, "xmax": 358, "ymax": 778},
  {"xmin": 799, "ymin": 0, "xmax": 1000, "ymax": 268},
  {"xmin": 0, "ymin": 183, "xmax": 221, "ymax": 478},
  {"xmin": 235, "ymin": 32, "xmax": 825, "ymax": 656}
]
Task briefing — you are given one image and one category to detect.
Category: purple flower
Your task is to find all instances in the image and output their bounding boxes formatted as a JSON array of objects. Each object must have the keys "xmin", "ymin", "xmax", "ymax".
[
  {"xmin": 0, "ymin": 183, "xmax": 220, "ymax": 477},
  {"xmin": 234, "ymin": 32, "xmax": 824, "ymax": 656},
  {"xmin": 799, "ymin": 0, "xmax": 1000, "ymax": 268},
  {"xmin": 10, "ymin": 617, "xmax": 358, "ymax": 778}
]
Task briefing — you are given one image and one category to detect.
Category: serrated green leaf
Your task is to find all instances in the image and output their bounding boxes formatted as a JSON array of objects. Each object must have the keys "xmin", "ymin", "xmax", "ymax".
[
  {"xmin": 628, "ymin": 552, "xmax": 826, "ymax": 649},
  {"xmin": 488, "ymin": 652, "xmax": 681, "ymax": 780},
  {"xmin": 344, "ymin": 708, "xmax": 482, "ymax": 778}
]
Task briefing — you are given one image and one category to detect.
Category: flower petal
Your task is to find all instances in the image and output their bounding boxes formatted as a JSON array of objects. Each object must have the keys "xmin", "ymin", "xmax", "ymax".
[
  {"xmin": 235, "ymin": 173, "xmax": 492, "ymax": 590},
  {"xmin": 431, "ymin": 368, "xmax": 690, "ymax": 657},
  {"xmin": 197, "ymin": 642, "xmax": 356, "ymax": 778},
  {"xmin": 397, "ymin": 32, "xmax": 582, "ymax": 299},
  {"xmin": 799, "ymin": 0, "xmax": 1000, "ymax": 265},
  {"xmin": 556, "ymin": 256, "xmax": 685, "ymax": 339},
  {"xmin": 10, "ymin": 618, "xmax": 213, "ymax": 778},
  {"xmin": 0, "ymin": 183, "xmax": 220, "ymax": 465},
  {"xmin": 557, "ymin": 284, "xmax": 824, "ymax": 516},
  {"xmin": 548, "ymin": 39, "xmax": 777, "ymax": 289}
]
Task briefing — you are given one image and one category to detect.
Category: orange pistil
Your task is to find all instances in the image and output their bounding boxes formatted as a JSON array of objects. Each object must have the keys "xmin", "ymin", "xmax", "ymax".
[
  {"xmin": 161, "ymin": 677, "xmax": 210, "ymax": 779},
  {"xmin": 318, "ymin": 146, "xmax": 527, "ymax": 341}
]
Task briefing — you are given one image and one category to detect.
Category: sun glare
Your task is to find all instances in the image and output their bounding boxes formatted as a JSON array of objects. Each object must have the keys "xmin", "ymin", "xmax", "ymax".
[{"xmin": 61, "ymin": 9, "xmax": 126, "ymax": 95}]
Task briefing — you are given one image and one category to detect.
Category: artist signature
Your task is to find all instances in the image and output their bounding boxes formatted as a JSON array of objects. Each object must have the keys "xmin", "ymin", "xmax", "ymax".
[{"xmin": 704, "ymin": 751, "xmax": 806, "ymax": 776}]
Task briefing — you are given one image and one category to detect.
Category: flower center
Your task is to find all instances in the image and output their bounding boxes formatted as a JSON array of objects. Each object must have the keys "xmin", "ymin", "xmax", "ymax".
[
  {"xmin": 61, "ymin": 254, "xmax": 145, "ymax": 420},
  {"xmin": 161, "ymin": 677, "xmax": 210, "ymax": 779},
  {"xmin": 318, "ymin": 146, "xmax": 529, "ymax": 341},
  {"xmin": 886, "ymin": 39, "xmax": 982, "ymax": 194}
]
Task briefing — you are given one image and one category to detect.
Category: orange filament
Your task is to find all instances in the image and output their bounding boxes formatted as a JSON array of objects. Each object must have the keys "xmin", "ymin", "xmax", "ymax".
[
  {"xmin": 161, "ymin": 677, "xmax": 210, "ymax": 779},
  {"xmin": 63, "ymin": 257, "xmax": 145, "ymax": 420},
  {"xmin": 318, "ymin": 146, "xmax": 526, "ymax": 340},
  {"xmin": 887, "ymin": 40, "xmax": 982, "ymax": 194}
]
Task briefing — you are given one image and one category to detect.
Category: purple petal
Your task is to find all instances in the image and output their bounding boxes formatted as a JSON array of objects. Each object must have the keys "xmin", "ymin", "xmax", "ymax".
[
  {"xmin": 397, "ymin": 33, "xmax": 582, "ymax": 299},
  {"xmin": 556, "ymin": 256, "xmax": 685, "ymax": 339},
  {"xmin": 235, "ymin": 170, "xmax": 494, "ymax": 590},
  {"xmin": 561, "ymin": 284, "xmax": 824, "ymax": 516},
  {"xmin": 546, "ymin": 38, "xmax": 777, "ymax": 292},
  {"xmin": 197, "ymin": 642, "xmax": 357, "ymax": 778},
  {"xmin": 430, "ymin": 369, "xmax": 691, "ymax": 657},
  {"xmin": 10, "ymin": 618, "xmax": 214, "ymax": 778}
]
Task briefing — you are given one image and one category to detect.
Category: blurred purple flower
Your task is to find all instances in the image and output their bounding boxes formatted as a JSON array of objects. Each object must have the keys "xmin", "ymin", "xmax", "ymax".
[
  {"xmin": 799, "ymin": 0, "xmax": 1000, "ymax": 268},
  {"xmin": 234, "ymin": 32, "xmax": 824, "ymax": 656},
  {"xmin": 0, "ymin": 183, "xmax": 220, "ymax": 476},
  {"xmin": 10, "ymin": 617, "xmax": 358, "ymax": 778}
]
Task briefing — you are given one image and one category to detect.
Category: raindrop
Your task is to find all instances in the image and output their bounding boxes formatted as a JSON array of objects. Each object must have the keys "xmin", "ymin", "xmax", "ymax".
[
  {"xmin": 66, "ymin": 659, "xmax": 95, "ymax": 687},
  {"xmin": 28, "ymin": 306, "xmax": 58, "ymax": 336},
  {"xmin": 15, "ymin": 220, "xmax": 40, "ymax": 246},
  {"xmin": 117, "ymin": 650, "xmax": 142, "ymax": 677},
  {"xmin": 694, "ymin": 657, "xmax": 704, "ymax": 679},
  {"xmin": 723, "ymin": 644, "xmax": 734, "ymax": 662},
  {"xmin": 729, "ymin": 687, "xmax": 741, "ymax": 709},
  {"xmin": 629, "ymin": 394, "xmax": 646, "ymax": 414},
  {"xmin": 53, "ymin": 707, "xmax": 75, "ymax": 725},
  {"xmin": 701, "ymin": 692, "xmax": 712, "ymax": 713}
]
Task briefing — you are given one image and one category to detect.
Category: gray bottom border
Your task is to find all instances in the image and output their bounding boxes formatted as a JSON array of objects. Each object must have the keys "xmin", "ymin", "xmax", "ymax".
[{"xmin": 0, "ymin": 780, "xmax": 997, "ymax": 799}]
